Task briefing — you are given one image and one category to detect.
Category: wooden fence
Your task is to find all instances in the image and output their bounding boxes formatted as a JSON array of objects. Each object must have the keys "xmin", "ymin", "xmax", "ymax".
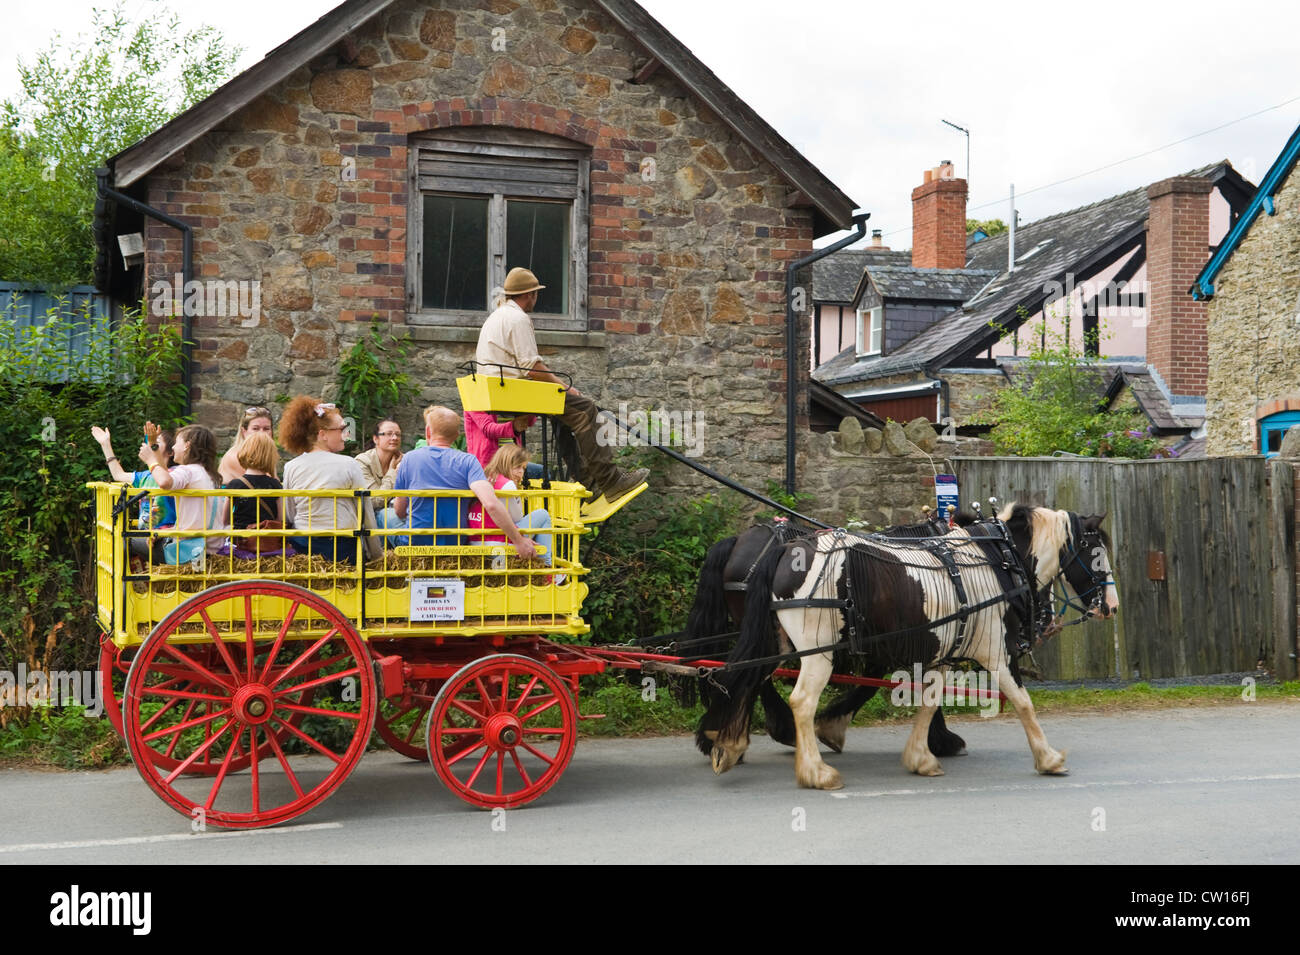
[{"xmin": 953, "ymin": 456, "xmax": 1297, "ymax": 681}]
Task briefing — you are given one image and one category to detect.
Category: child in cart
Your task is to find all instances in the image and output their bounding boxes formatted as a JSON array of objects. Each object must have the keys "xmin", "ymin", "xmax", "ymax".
[{"xmin": 92, "ymin": 421, "xmax": 178, "ymax": 563}]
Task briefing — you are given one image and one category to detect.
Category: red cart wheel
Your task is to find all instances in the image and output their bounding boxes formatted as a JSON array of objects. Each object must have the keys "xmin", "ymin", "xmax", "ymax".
[
  {"xmin": 124, "ymin": 580, "xmax": 375, "ymax": 829},
  {"xmin": 104, "ymin": 635, "xmax": 315, "ymax": 777},
  {"xmin": 426, "ymin": 654, "xmax": 577, "ymax": 809},
  {"xmin": 375, "ymin": 679, "xmax": 436, "ymax": 761}
]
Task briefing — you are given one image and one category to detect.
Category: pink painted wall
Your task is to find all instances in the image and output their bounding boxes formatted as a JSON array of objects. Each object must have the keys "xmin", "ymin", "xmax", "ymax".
[{"xmin": 990, "ymin": 185, "xmax": 1233, "ymax": 360}]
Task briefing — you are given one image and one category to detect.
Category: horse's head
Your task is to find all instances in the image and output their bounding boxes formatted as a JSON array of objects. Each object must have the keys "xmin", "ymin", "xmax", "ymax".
[
  {"xmin": 999, "ymin": 504, "xmax": 1118, "ymax": 620},
  {"xmin": 1062, "ymin": 512, "xmax": 1118, "ymax": 620}
]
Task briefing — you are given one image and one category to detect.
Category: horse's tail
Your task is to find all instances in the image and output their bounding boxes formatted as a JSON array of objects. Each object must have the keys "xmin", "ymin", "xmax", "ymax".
[
  {"xmin": 685, "ymin": 534, "xmax": 738, "ymax": 648},
  {"xmin": 698, "ymin": 540, "xmax": 786, "ymax": 750}
]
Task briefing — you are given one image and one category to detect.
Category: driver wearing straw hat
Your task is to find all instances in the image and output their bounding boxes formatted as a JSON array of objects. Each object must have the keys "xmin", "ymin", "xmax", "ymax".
[{"xmin": 476, "ymin": 267, "xmax": 648, "ymax": 505}]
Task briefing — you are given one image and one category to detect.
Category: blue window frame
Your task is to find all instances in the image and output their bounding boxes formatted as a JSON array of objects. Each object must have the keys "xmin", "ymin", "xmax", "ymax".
[{"xmin": 1259, "ymin": 410, "xmax": 1300, "ymax": 458}]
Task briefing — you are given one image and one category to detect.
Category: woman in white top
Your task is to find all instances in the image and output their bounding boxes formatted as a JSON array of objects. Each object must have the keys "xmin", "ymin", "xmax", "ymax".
[{"xmin": 279, "ymin": 396, "xmax": 368, "ymax": 564}]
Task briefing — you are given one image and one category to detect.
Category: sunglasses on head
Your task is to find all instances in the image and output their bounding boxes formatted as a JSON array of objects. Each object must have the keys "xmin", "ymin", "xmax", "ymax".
[{"xmin": 314, "ymin": 403, "xmax": 338, "ymax": 417}]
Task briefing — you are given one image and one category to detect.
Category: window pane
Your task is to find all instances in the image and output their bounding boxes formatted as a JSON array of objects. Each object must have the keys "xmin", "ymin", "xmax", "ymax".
[
  {"xmin": 423, "ymin": 195, "xmax": 488, "ymax": 311},
  {"xmin": 870, "ymin": 308, "xmax": 883, "ymax": 353},
  {"xmin": 506, "ymin": 201, "xmax": 569, "ymax": 315}
]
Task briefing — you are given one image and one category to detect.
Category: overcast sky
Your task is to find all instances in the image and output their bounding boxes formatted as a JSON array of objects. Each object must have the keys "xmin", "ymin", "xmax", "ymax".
[{"xmin": 5, "ymin": 0, "xmax": 1298, "ymax": 248}]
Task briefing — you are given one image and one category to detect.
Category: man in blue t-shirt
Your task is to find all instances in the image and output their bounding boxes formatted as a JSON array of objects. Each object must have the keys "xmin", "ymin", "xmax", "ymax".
[{"xmin": 393, "ymin": 406, "xmax": 539, "ymax": 560}]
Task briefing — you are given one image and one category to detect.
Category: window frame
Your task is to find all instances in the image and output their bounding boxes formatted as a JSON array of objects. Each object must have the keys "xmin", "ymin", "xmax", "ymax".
[
  {"xmin": 856, "ymin": 305, "xmax": 883, "ymax": 357},
  {"xmin": 1259, "ymin": 410, "xmax": 1300, "ymax": 458},
  {"xmin": 407, "ymin": 128, "xmax": 590, "ymax": 330}
]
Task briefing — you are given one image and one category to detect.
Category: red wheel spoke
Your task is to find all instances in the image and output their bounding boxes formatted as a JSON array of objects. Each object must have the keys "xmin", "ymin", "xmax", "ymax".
[
  {"xmin": 158, "ymin": 644, "xmax": 236, "ymax": 693},
  {"xmin": 162, "ymin": 719, "xmax": 235, "ymax": 785},
  {"xmin": 266, "ymin": 651, "xmax": 352, "ymax": 685},
  {"xmin": 142, "ymin": 704, "xmax": 232, "ymax": 745},
  {"xmin": 141, "ymin": 686, "xmax": 229, "ymax": 704},
  {"xmin": 494, "ymin": 751, "xmax": 505, "ymax": 795},
  {"xmin": 203, "ymin": 727, "xmax": 244, "ymax": 811},
  {"xmin": 402, "ymin": 715, "xmax": 423, "ymax": 745},
  {"xmin": 464, "ymin": 747, "xmax": 493, "ymax": 787},
  {"xmin": 473, "ymin": 677, "xmax": 495, "ymax": 712},
  {"xmin": 268, "ymin": 628, "xmax": 341, "ymax": 690},
  {"xmin": 449, "ymin": 697, "xmax": 489, "ymax": 723},
  {"xmin": 256, "ymin": 599, "xmax": 300, "ymax": 683},
  {"xmin": 521, "ymin": 725, "xmax": 566, "ymax": 736},
  {"xmin": 270, "ymin": 716, "xmax": 346, "ymax": 763},
  {"xmin": 444, "ymin": 738, "xmax": 486, "ymax": 766},
  {"xmin": 271, "ymin": 665, "xmax": 361, "ymax": 700},
  {"xmin": 510, "ymin": 675, "xmax": 541, "ymax": 713},
  {"xmin": 140, "ymin": 692, "xmax": 187, "ymax": 734},
  {"xmin": 277, "ymin": 702, "xmax": 362, "ymax": 722},
  {"xmin": 519, "ymin": 742, "xmax": 558, "ymax": 766},
  {"xmin": 264, "ymin": 726, "xmax": 306, "ymax": 800},
  {"xmin": 508, "ymin": 749, "xmax": 533, "ymax": 788},
  {"xmin": 519, "ymin": 696, "xmax": 560, "ymax": 723},
  {"xmin": 248, "ymin": 726, "xmax": 260, "ymax": 816},
  {"xmin": 498, "ymin": 668, "xmax": 511, "ymax": 710},
  {"xmin": 198, "ymin": 608, "xmax": 244, "ymax": 684},
  {"xmin": 438, "ymin": 726, "xmax": 485, "ymax": 735},
  {"xmin": 162, "ymin": 698, "xmax": 201, "ymax": 758}
]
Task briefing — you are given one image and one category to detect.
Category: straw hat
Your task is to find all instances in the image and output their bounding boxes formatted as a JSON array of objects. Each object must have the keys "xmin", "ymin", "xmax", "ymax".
[{"xmin": 503, "ymin": 267, "xmax": 546, "ymax": 295}]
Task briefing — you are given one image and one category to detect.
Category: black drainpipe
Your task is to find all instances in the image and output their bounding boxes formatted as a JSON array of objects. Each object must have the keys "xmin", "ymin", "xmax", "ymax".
[
  {"xmin": 786, "ymin": 211, "xmax": 869, "ymax": 495},
  {"xmin": 96, "ymin": 166, "xmax": 194, "ymax": 415}
]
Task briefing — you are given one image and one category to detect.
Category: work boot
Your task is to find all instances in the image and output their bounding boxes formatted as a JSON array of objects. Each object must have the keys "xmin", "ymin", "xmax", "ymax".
[{"xmin": 600, "ymin": 467, "xmax": 649, "ymax": 504}]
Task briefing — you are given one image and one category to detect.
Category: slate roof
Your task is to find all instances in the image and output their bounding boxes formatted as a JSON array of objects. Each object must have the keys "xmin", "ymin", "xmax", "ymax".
[
  {"xmin": 104, "ymin": 0, "xmax": 857, "ymax": 233},
  {"xmin": 865, "ymin": 266, "xmax": 997, "ymax": 303},
  {"xmin": 816, "ymin": 162, "xmax": 1234, "ymax": 386},
  {"xmin": 811, "ymin": 248, "xmax": 909, "ymax": 303}
]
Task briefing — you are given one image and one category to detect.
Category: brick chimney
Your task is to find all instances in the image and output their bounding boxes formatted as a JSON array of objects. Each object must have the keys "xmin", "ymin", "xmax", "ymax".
[
  {"xmin": 1145, "ymin": 176, "xmax": 1212, "ymax": 398},
  {"xmin": 911, "ymin": 161, "xmax": 967, "ymax": 269}
]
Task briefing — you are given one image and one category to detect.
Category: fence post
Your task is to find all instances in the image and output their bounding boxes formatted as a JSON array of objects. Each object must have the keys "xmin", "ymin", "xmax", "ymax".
[{"xmin": 1269, "ymin": 460, "xmax": 1297, "ymax": 679}]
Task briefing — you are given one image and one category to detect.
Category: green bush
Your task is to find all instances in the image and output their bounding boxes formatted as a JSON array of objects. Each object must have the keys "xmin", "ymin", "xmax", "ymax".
[
  {"xmin": 582, "ymin": 463, "xmax": 740, "ymax": 645},
  {"xmin": 0, "ymin": 304, "xmax": 187, "ymax": 688}
]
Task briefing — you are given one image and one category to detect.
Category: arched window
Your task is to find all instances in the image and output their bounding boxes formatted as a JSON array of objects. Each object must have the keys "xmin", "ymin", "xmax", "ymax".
[{"xmin": 1259, "ymin": 410, "xmax": 1300, "ymax": 458}]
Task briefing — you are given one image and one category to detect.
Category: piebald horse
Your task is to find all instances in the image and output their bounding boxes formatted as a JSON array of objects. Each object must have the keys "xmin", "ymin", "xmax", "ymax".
[
  {"xmin": 685, "ymin": 514, "xmax": 970, "ymax": 761},
  {"xmin": 707, "ymin": 504, "xmax": 1117, "ymax": 789}
]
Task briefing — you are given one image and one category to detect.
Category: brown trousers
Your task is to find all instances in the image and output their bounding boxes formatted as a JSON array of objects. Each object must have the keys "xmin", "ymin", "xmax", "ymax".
[{"xmin": 555, "ymin": 392, "xmax": 619, "ymax": 493}]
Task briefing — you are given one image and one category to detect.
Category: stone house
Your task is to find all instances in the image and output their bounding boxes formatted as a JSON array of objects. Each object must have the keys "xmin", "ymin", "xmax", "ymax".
[
  {"xmin": 1193, "ymin": 121, "xmax": 1300, "ymax": 457},
  {"xmin": 92, "ymin": 0, "xmax": 858, "ymax": 499},
  {"xmin": 813, "ymin": 160, "xmax": 1256, "ymax": 453}
]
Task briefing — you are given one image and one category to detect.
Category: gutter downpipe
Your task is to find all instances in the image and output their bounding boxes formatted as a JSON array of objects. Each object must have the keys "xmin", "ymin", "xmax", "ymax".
[
  {"xmin": 786, "ymin": 211, "xmax": 870, "ymax": 495},
  {"xmin": 96, "ymin": 166, "xmax": 194, "ymax": 415}
]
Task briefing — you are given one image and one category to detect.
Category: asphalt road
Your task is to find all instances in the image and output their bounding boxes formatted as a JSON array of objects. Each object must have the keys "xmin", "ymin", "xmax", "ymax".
[{"xmin": 2, "ymin": 701, "xmax": 1297, "ymax": 865}]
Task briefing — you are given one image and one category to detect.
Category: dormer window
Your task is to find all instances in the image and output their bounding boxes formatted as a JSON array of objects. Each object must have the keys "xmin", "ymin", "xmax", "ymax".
[{"xmin": 856, "ymin": 306, "xmax": 882, "ymax": 356}]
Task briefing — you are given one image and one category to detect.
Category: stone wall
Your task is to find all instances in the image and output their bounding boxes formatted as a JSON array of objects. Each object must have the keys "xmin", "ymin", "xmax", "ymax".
[
  {"xmin": 139, "ymin": 0, "xmax": 814, "ymax": 492},
  {"xmin": 1206, "ymin": 165, "xmax": 1300, "ymax": 455},
  {"xmin": 798, "ymin": 416, "xmax": 992, "ymax": 527}
]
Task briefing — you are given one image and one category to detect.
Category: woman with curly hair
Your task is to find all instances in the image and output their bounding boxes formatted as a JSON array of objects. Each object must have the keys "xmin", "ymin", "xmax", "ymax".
[{"xmin": 279, "ymin": 396, "xmax": 370, "ymax": 564}]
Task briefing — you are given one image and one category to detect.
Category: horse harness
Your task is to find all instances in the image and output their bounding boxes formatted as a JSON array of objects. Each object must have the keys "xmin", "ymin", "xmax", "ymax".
[{"xmin": 770, "ymin": 518, "xmax": 1038, "ymax": 662}]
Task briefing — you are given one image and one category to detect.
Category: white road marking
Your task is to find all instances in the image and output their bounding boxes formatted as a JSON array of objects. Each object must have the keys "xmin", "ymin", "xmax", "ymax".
[
  {"xmin": 829, "ymin": 772, "xmax": 1300, "ymax": 799},
  {"xmin": 0, "ymin": 821, "xmax": 343, "ymax": 854}
]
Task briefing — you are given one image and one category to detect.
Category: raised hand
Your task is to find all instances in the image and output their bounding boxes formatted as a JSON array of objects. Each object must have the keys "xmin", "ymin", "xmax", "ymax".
[{"xmin": 91, "ymin": 425, "xmax": 111, "ymax": 446}]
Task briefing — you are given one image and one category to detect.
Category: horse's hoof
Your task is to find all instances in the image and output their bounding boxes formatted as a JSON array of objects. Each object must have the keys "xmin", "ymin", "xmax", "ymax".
[
  {"xmin": 711, "ymin": 746, "xmax": 739, "ymax": 775},
  {"xmin": 797, "ymin": 762, "xmax": 843, "ymax": 790},
  {"xmin": 815, "ymin": 715, "xmax": 849, "ymax": 754},
  {"xmin": 1035, "ymin": 749, "xmax": 1068, "ymax": 775}
]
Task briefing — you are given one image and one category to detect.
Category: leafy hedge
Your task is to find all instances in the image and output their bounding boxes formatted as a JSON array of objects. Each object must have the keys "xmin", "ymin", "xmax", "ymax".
[{"xmin": 0, "ymin": 306, "xmax": 187, "ymax": 701}]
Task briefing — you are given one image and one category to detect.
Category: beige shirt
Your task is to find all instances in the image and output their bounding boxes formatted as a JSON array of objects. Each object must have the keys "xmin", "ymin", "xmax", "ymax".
[
  {"xmin": 476, "ymin": 299, "xmax": 540, "ymax": 379},
  {"xmin": 355, "ymin": 447, "xmax": 399, "ymax": 491}
]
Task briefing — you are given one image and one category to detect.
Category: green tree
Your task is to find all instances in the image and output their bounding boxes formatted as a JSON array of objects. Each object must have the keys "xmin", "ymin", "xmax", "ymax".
[
  {"xmin": 333, "ymin": 323, "xmax": 421, "ymax": 452},
  {"xmin": 967, "ymin": 218, "xmax": 1008, "ymax": 237},
  {"xmin": 0, "ymin": 1, "xmax": 240, "ymax": 287},
  {"xmin": 976, "ymin": 313, "xmax": 1163, "ymax": 458}
]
